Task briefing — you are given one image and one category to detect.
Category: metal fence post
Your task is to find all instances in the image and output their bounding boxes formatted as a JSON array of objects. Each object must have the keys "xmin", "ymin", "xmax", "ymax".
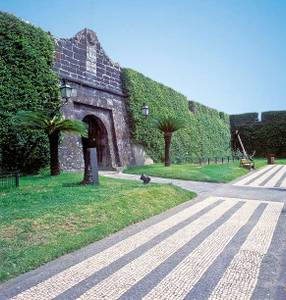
[{"xmin": 15, "ymin": 171, "xmax": 20, "ymax": 187}]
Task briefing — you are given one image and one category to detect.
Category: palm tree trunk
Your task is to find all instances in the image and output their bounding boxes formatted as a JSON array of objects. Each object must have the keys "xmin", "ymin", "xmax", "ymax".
[
  {"xmin": 48, "ymin": 131, "xmax": 60, "ymax": 176},
  {"xmin": 164, "ymin": 132, "xmax": 172, "ymax": 167}
]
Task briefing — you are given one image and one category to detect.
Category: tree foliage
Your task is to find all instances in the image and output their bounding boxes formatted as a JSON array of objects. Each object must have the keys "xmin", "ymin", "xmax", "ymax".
[
  {"xmin": 0, "ymin": 12, "xmax": 60, "ymax": 172},
  {"xmin": 14, "ymin": 111, "xmax": 87, "ymax": 175},
  {"xmin": 14, "ymin": 111, "xmax": 88, "ymax": 137},
  {"xmin": 153, "ymin": 116, "xmax": 185, "ymax": 133},
  {"xmin": 153, "ymin": 116, "xmax": 185, "ymax": 166}
]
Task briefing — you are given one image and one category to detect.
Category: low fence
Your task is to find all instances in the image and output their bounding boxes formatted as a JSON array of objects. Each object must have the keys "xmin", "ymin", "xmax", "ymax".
[
  {"xmin": 0, "ymin": 170, "xmax": 20, "ymax": 189},
  {"xmin": 197, "ymin": 156, "xmax": 241, "ymax": 165}
]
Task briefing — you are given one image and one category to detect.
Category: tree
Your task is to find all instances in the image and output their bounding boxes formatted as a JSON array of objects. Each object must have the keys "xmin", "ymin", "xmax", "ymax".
[
  {"xmin": 14, "ymin": 111, "xmax": 87, "ymax": 176},
  {"xmin": 153, "ymin": 116, "xmax": 185, "ymax": 166}
]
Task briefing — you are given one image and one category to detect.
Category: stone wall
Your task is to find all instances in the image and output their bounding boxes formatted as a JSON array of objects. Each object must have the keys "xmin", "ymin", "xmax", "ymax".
[{"xmin": 53, "ymin": 29, "xmax": 134, "ymax": 170}]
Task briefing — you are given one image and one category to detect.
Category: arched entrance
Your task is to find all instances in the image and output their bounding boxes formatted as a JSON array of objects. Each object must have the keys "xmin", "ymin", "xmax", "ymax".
[{"xmin": 82, "ymin": 115, "xmax": 112, "ymax": 169}]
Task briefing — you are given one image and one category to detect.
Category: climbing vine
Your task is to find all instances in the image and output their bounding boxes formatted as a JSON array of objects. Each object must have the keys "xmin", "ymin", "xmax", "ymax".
[
  {"xmin": 122, "ymin": 68, "xmax": 231, "ymax": 163},
  {"xmin": 0, "ymin": 12, "xmax": 60, "ymax": 172}
]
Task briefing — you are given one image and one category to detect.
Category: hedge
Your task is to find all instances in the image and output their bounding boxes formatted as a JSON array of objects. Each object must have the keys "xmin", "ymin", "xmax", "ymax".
[
  {"xmin": 122, "ymin": 68, "xmax": 231, "ymax": 163},
  {"xmin": 230, "ymin": 111, "xmax": 286, "ymax": 157},
  {"xmin": 230, "ymin": 113, "xmax": 259, "ymax": 127},
  {"xmin": 261, "ymin": 111, "xmax": 286, "ymax": 123},
  {"xmin": 0, "ymin": 12, "xmax": 60, "ymax": 172}
]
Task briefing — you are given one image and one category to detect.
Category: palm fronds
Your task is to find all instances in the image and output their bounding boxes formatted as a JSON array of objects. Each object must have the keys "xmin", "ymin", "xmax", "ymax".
[
  {"xmin": 153, "ymin": 116, "xmax": 185, "ymax": 133},
  {"xmin": 14, "ymin": 110, "xmax": 88, "ymax": 176},
  {"xmin": 14, "ymin": 111, "xmax": 50, "ymax": 130},
  {"xmin": 14, "ymin": 111, "xmax": 88, "ymax": 137},
  {"xmin": 54, "ymin": 118, "xmax": 88, "ymax": 137}
]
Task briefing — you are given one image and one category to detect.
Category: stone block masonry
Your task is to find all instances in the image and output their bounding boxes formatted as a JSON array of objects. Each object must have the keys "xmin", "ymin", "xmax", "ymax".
[{"xmin": 53, "ymin": 28, "xmax": 134, "ymax": 170}]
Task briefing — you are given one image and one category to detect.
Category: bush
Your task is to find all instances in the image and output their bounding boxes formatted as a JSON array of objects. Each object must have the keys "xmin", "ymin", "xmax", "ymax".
[
  {"xmin": 122, "ymin": 68, "xmax": 231, "ymax": 163},
  {"xmin": 232, "ymin": 122, "xmax": 286, "ymax": 157},
  {"xmin": 0, "ymin": 12, "xmax": 60, "ymax": 173},
  {"xmin": 230, "ymin": 111, "xmax": 286, "ymax": 157}
]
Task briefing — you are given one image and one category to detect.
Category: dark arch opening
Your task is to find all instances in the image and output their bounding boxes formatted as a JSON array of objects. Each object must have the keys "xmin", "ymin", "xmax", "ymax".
[{"xmin": 82, "ymin": 115, "xmax": 112, "ymax": 169}]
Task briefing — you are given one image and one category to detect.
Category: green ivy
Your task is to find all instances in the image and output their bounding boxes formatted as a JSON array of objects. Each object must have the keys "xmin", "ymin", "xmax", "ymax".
[
  {"xmin": 0, "ymin": 12, "xmax": 60, "ymax": 173},
  {"xmin": 231, "ymin": 118, "xmax": 286, "ymax": 157},
  {"xmin": 122, "ymin": 68, "xmax": 231, "ymax": 163}
]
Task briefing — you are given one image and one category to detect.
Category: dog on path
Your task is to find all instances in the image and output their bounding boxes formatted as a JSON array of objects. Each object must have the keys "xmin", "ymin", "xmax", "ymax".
[{"xmin": 140, "ymin": 174, "xmax": 151, "ymax": 184}]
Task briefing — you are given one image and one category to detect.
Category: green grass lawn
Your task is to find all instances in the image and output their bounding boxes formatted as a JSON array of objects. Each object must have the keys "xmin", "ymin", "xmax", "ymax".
[
  {"xmin": 124, "ymin": 158, "xmax": 286, "ymax": 183},
  {"xmin": 0, "ymin": 173, "xmax": 196, "ymax": 283},
  {"xmin": 252, "ymin": 158, "xmax": 286, "ymax": 168}
]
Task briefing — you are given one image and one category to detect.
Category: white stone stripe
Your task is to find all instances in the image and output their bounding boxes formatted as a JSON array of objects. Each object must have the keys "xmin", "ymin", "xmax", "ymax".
[
  {"xmin": 279, "ymin": 176, "xmax": 286, "ymax": 188},
  {"xmin": 211, "ymin": 196, "xmax": 272, "ymax": 204},
  {"xmin": 248, "ymin": 165, "xmax": 281, "ymax": 187},
  {"xmin": 10, "ymin": 197, "xmax": 217, "ymax": 300},
  {"xmin": 76, "ymin": 200, "xmax": 241, "ymax": 300},
  {"xmin": 234, "ymin": 165, "xmax": 273, "ymax": 186},
  {"xmin": 264, "ymin": 166, "xmax": 286, "ymax": 187},
  {"xmin": 143, "ymin": 201, "xmax": 259, "ymax": 300},
  {"xmin": 209, "ymin": 201, "xmax": 283, "ymax": 300}
]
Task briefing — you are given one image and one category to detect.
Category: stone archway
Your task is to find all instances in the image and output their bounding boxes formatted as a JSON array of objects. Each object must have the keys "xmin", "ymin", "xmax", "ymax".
[{"xmin": 82, "ymin": 115, "xmax": 112, "ymax": 169}]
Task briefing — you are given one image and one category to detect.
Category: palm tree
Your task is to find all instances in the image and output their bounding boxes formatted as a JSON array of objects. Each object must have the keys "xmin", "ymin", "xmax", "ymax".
[
  {"xmin": 15, "ymin": 111, "xmax": 87, "ymax": 176},
  {"xmin": 154, "ymin": 116, "xmax": 185, "ymax": 166}
]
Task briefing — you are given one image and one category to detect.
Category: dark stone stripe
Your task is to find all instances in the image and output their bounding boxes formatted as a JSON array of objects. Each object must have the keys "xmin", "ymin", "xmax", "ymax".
[
  {"xmin": 259, "ymin": 165, "xmax": 284, "ymax": 186},
  {"xmin": 118, "ymin": 201, "xmax": 245, "ymax": 300},
  {"xmin": 244, "ymin": 165, "xmax": 276, "ymax": 185},
  {"xmin": 253, "ymin": 203, "xmax": 286, "ymax": 300},
  {"xmin": 275, "ymin": 168, "xmax": 286, "ymax": 187},
  {"xmin": 184, "ymin": 203, "xmax": 267, "ymax": 300},
  {"xmin": 54, "ymin": 200, "xmax": 224, "ymax": 300}
]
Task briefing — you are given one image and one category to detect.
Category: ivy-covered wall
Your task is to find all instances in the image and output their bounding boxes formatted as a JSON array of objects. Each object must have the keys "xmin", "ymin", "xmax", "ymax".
[
  {"xmin": 0, "ymin": 12, "xmax": 232, "ymax": 171},
  {"xmin": 122, "ymin": 68, "xmax": 231, "ymax": 163},
  {"xmin": 230, "ymin": 111, "xmax": 286, "ymax": 157},
  {"xmin": 0, "ymin": 12, "xmax": 60, "ymax": 172}
]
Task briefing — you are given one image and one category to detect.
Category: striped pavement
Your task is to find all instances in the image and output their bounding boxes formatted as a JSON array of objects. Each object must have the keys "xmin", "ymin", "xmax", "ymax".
[
  {"xmin": 234, "ymin": 164, "xmax": 286, "ymax": 189},
  {"xmin": 5, "ymin": 196, "xmax": 283, "ymax": 300}
]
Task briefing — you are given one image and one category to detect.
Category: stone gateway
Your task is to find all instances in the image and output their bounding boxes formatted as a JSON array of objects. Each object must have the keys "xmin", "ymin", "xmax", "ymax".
[{"xmin": 54, "ymin": 28, "xmax": 134, "ymax": 171}]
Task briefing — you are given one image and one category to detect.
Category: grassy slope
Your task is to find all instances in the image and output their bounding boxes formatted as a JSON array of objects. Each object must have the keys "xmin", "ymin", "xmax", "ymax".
[
  {"xmin": 0, "ymin": 173, "xmax": 196, "ymax": 283},
  {"xmin": 124, "ymin": 159, "xmax": 286, "ymax": 183}
]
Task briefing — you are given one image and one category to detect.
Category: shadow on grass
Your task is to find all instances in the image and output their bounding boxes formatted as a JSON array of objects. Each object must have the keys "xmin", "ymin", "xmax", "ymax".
[
  {"xmin": 62, "ymin": 182, "xmax": 83, "ymax": 187},
  {"xmin": 62, "ymin": 182, "xmax": 102, "ymax": 187}
]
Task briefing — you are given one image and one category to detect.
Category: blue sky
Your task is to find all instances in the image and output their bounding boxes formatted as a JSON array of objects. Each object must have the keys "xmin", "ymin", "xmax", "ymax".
[{"xmin": 1, "ymin": 0, "xmax": 285, "ymax": 114}]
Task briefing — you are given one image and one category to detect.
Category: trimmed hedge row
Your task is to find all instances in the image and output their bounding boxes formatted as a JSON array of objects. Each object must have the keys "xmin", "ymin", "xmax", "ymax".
[
  {"xmin": 230, "ymin": 111, "xmax": 286, "ymax": 157},
  {"xmin": 261, "ymin": 111, "xmax": 286, "ymax": 123},
  {"xmin": 122, "ymin": 68, "xmax": 231, "ymax": 163},
  {"xmin": 230, "ymin": 113, "xmax": 259, "ymax": 127},
  {"xmin": 0, "ymin": 12, "xmax": 60, "ymax": 172}
]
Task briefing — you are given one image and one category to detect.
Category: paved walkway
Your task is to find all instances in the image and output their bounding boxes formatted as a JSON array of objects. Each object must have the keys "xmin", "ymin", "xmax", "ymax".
[
  {"xmin": 1, "ymin": 167, "xmax": 286, "ymax": 300},
  {"xmin": 101, "ymin": 171, "xmax": 223, "ymax": 195},
  {"xmin": 234, "ymin": 164, "xmax": 286, "ymax": 189}
]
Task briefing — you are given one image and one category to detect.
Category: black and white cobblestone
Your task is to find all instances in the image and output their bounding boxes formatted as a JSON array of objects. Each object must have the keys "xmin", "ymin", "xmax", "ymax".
[{"xmin": 0, "ymin": 175, "xmax": 285, "ymax": 300}]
